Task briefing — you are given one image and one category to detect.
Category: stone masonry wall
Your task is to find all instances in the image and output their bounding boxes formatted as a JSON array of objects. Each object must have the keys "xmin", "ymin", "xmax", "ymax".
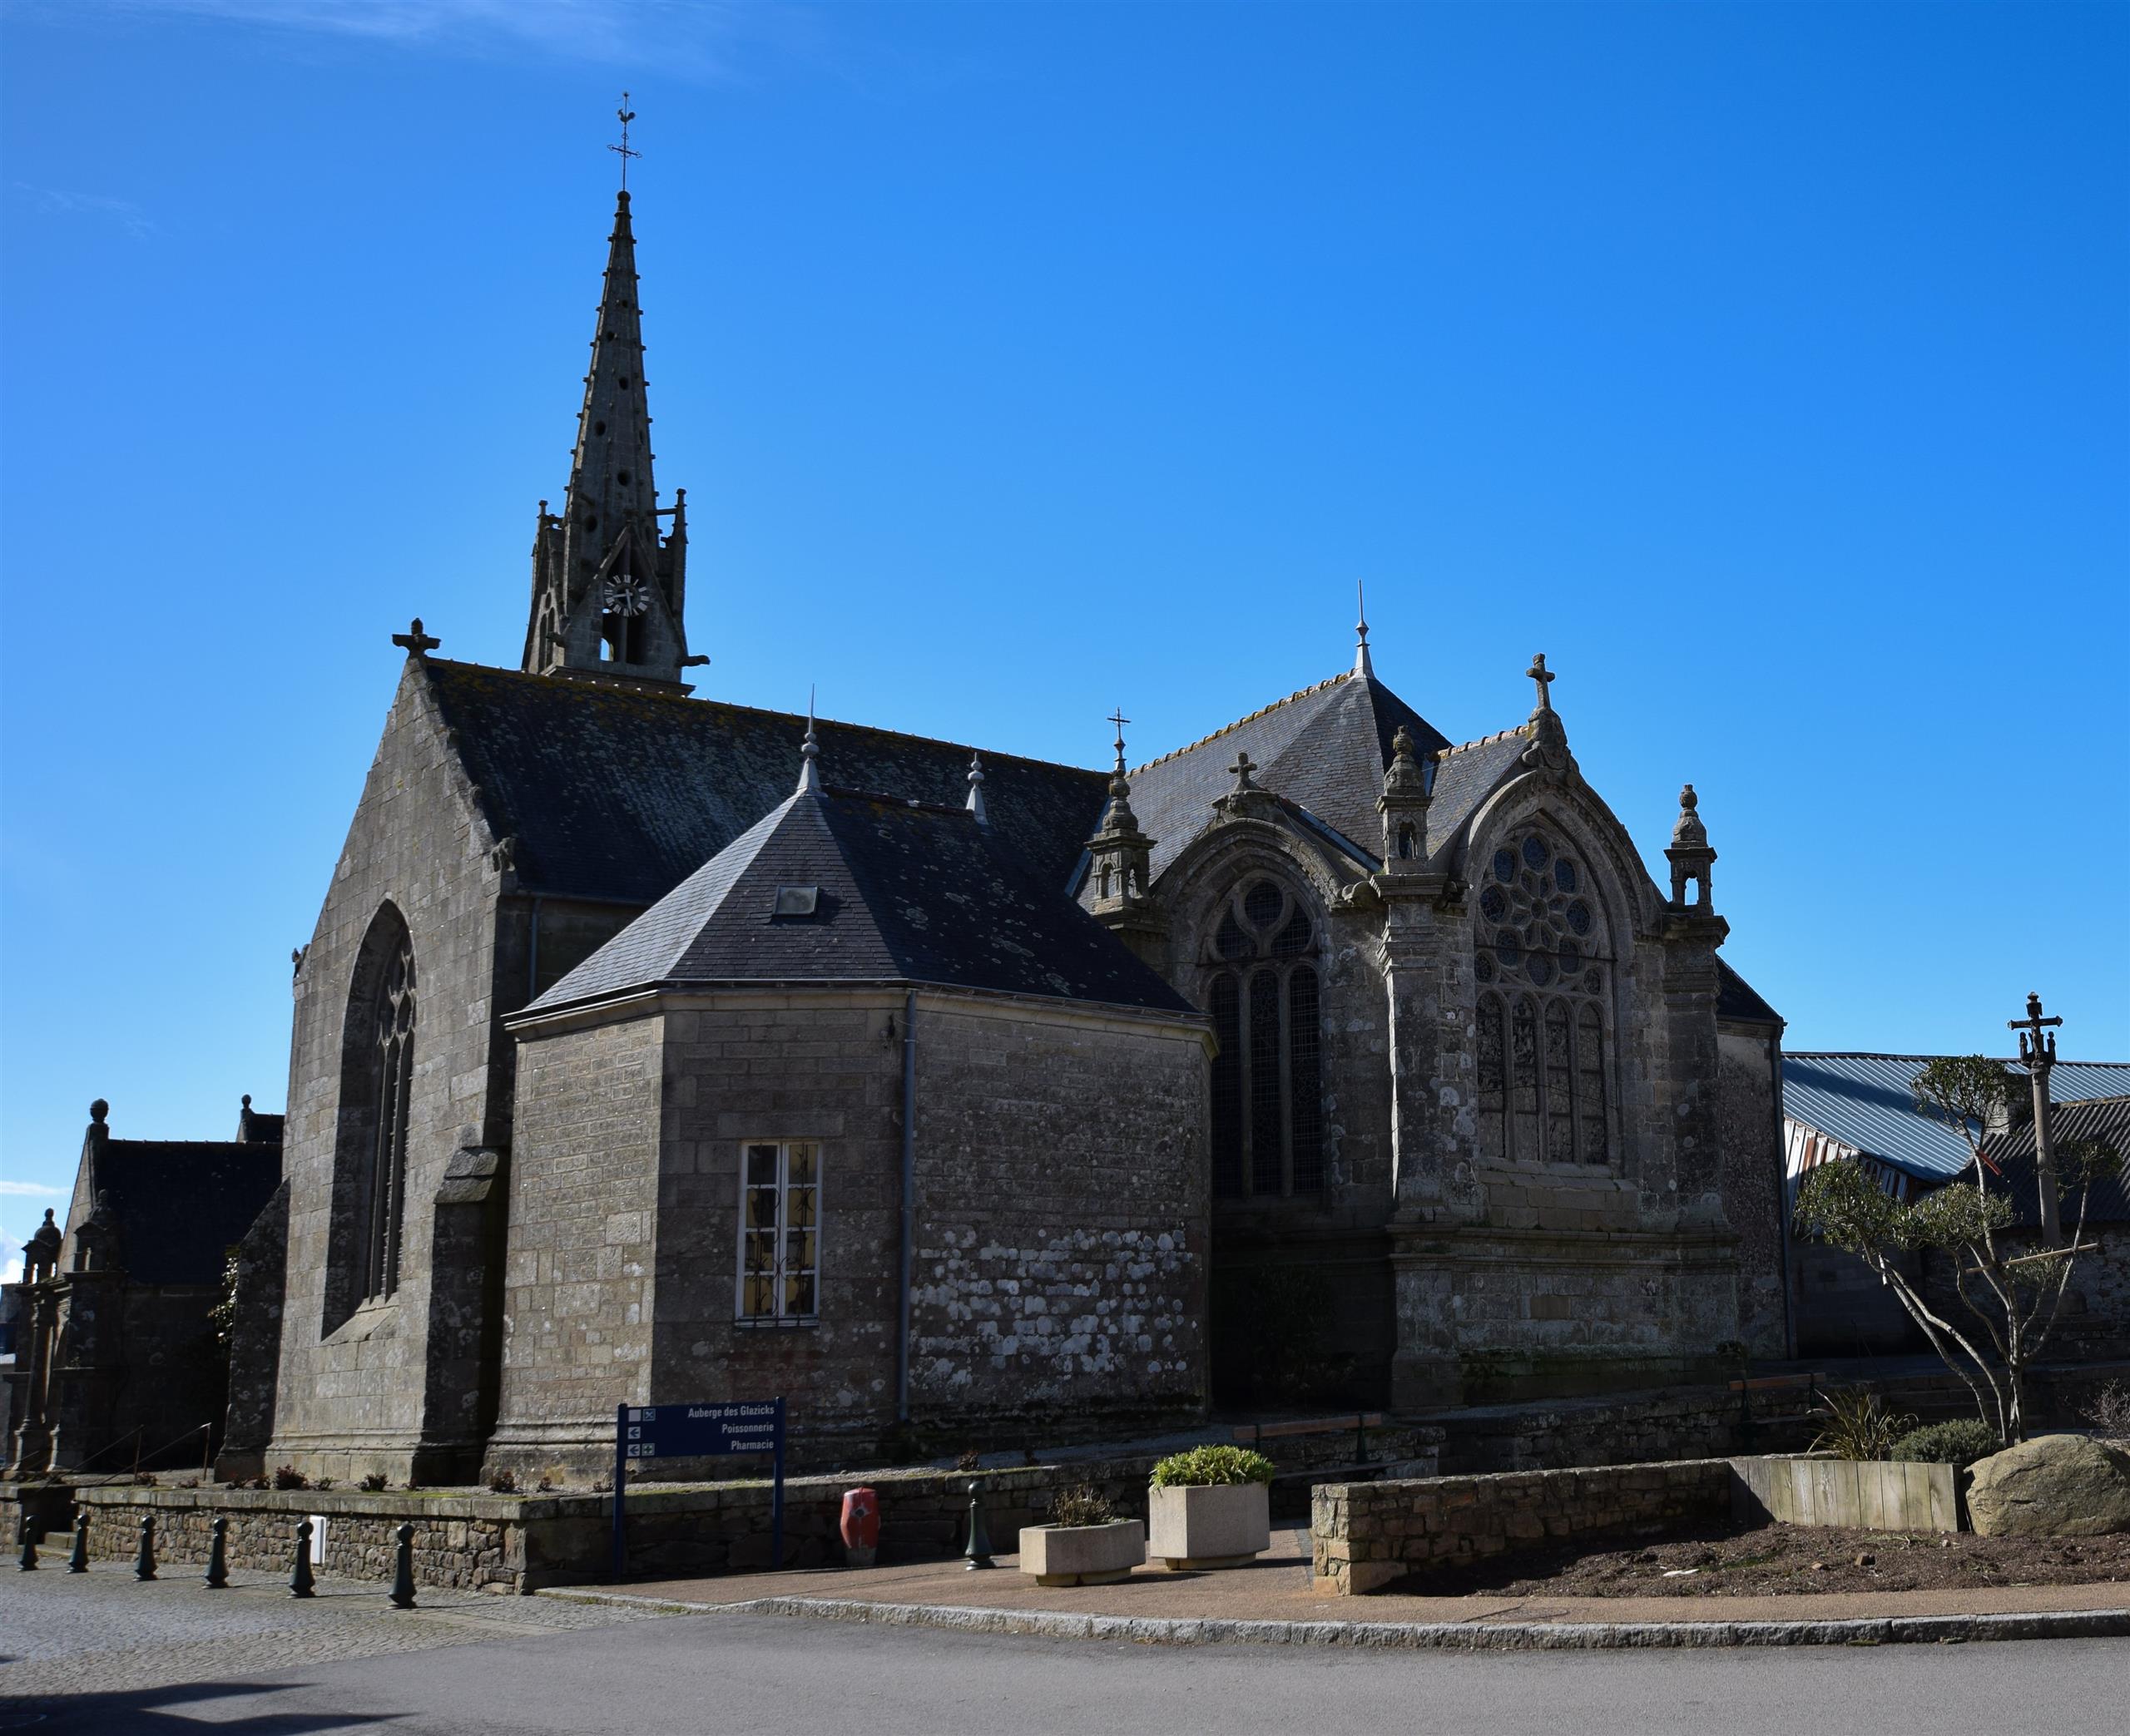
[
  {"xmin": 1717, "ymin": 1024, "xmax": 1790, "ymax": 1358},
  {"xmin": 486, "ymin": 1012, "xmax": 666, "ymax": 1471},
  {"xmin": 908, "ymin": 997, "xmax": 1211, "ymax": 1438},
  {"xmin": 1311, "ymin": 1458, "xmax": 1734, "ymax": 1595},
  {"xmin": 270, "ymin": 661, "xmax": 506, "ymax": 1482}
]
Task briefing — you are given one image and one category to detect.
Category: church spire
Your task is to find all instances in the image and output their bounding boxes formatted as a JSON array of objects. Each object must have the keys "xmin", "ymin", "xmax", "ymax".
[{"xmin": 523, "ymin": 112, "xmax": 697, "ymax": 690}]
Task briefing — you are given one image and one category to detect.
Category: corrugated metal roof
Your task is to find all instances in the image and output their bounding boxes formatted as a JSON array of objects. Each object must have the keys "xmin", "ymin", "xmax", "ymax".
[{"xmin": 1782, "ymin": 1052, "xmax": 2130, "ymax": 1184}]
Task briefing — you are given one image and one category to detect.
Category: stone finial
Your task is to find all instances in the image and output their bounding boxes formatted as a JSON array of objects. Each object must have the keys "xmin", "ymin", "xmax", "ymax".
[
  {"xmin": 1384, "ymin": 726, "xmax": 1428, "ymax": 798},
  {"xmin": 24, "ymin": 1209, "xmax": 63, "ymax": 1283},
  {"xmin": 1228, "ymin": 751, "xmax": 1260, "ymax": 794},
  {"xmin": 1672, "ymin": 784, "xmax": 1708, "ymax": 848},
  {"xmin": 1519, "ymin": 653, "xmax": 1572, "ymax": 773},
  {"xmin": 391, "ymin": 618, "xmax": 441, "ymax": 659},
  {"xmin": 90, "ymin": 1099, "xmax": 108, "ymax": 1125},
  {"xmin": 965, "ymin": 752, "xmax": 988, "ymax": 825},
  {"xmin": 1527, "ymin": 653, "xmax": 1556, "ymax": 714},
  {"xmin": 1354, "ymin": 581, "xmax": 1374, "ymax": 677},
  {"xmin": 1664, "ymin": 782, "xmax": 1716, "ymax": 911},
  {"xmin": 1377, "ymin": 725, "xmax": 1432, "ymax": 868}
]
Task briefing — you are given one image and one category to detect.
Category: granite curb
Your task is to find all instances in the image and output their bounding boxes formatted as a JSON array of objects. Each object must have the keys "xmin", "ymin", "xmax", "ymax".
[{"xmin": 542, "ymin": 1589, "xmax": 2130, "ymax": 1650}]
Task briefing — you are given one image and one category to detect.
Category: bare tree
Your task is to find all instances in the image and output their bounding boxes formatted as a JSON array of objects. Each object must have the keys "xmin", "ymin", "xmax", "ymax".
[{"xmin": 1793, "ymin": 1054, "xmax": 2118, "ymax": 1445}]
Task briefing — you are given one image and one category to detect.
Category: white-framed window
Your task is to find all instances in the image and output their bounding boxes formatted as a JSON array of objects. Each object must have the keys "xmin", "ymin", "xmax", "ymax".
[{"xmin": 736, "ymin": 1140, "xmax": 820, "ymax": 1323}]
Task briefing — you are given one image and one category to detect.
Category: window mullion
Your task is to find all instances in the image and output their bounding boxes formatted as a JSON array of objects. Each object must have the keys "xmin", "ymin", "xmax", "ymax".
[{"xmin": 1276, "ymin": 967, "xmax": 1294, "ymax": 1198}]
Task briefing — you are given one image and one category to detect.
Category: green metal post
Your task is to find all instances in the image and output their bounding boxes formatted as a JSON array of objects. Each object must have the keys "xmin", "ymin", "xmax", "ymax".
[{"xmin": 205, "ymin": 1516, "xmax": 230, "ymax": 1588}]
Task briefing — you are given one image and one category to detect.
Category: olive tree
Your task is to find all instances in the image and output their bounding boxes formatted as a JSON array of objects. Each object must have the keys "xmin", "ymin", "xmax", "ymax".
[{"xmin": 1793, "ymin": 1055, "xmax": 2119, "ymax": 1446}]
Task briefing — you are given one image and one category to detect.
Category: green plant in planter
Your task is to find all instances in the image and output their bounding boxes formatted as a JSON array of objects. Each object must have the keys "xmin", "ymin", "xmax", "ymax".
[
  {"xmin": 1890, "ymin": 1420, "xmax": 2003, "ymax": 1469},
  {"xmin": 1046, "ymin": 1485, "xmax": 1117, "ymax": 1527},
  {"xmin": 1809, "ymin": 1387, "xmax": 1915, "ymax": 1461},
  {"xmin": 1149, "ymin": 1446, "xmax": 1276, "ymax": 1488}
]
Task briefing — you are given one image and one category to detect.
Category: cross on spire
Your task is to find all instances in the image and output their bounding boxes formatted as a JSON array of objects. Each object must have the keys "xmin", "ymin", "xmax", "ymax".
[
  {"xmin": 609, "ymin": 92, "xmax": 641, "ymax": 190},
  {"xmin": 1228, "ymin": 750, "xmax": 1259, "ymax": 792},
  {"xmin": 1526, "ymin": 652, "xmax": 1556, "ymax": 713},
  {"xmin": 1107, "ymin": 707, "xmax": 1131, "ymax": 770}
]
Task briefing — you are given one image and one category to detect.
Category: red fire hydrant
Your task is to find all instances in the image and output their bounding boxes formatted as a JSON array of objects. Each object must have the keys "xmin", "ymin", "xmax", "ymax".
[{"xmin": 840, "ymin": 1487, "xmax": 879, "ymax": 1569}]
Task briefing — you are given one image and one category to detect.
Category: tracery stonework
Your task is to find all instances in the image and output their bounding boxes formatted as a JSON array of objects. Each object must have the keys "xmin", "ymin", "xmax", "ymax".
[
  {"xmin": 1474, "ymin": 825, "xmax": 1611, "ymax": 1165},
  {"xmin": 1206, "ymin": 875, "xmax": 1324, "ymax": 1199}
]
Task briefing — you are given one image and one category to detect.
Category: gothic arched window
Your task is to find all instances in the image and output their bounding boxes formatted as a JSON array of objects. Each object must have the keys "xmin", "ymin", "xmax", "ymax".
[
  {"xmin": 1473, "ymin": 827, "xmax": 1610, "ymax": 1165},
  {"xmin": 334, "ymin": 907, "xmax": 417, "ymax": 1323},
  {"xmin": 1206, "ymin": 877, "xmax": 1324, "ymax": 1199}
]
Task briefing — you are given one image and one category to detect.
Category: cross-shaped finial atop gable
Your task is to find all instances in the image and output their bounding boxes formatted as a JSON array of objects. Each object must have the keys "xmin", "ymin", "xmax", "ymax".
[
  {"xmin": 392, "ymin": 618, "xmax": 441, "ymax": 659},
  {"xmin": 1229, "ymin": 751, "xmax": 1259, "ymax": 792},
  {"xmin": 1526, "ymin": 653, "xmax": 1555, "ymax": 712}
]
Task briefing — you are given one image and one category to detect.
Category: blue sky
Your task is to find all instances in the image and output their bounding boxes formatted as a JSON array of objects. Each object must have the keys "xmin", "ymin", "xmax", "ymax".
[{"xmin": 3, "ymin": 0, "xmax": 2126, "ymax": 1258}]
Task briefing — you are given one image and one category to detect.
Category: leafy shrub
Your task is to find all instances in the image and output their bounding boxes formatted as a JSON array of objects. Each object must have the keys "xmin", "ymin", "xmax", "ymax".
[
  {"xmin": 271, "ymin": 1465, "xmax": 310, "ymax": 1491},
  {"xmin": 487, "ymin": 1468, "xmax": 518, "ymax": 1495},
  {"xmin": 1809, "ymin": 1387, "xmax": 1915, "ymax": 1461},
  {"xmin": 312, "ymin": 1478, "xmax": 335, "ymax": 1491},
  {"xmin": 1046, "ymin": 1485, "xmax": 1115, "ymax": 1528},
  {"xmin": 1890, "ymin": 1420, "xmax": 2003, "ymax": 1469},
  {"xmin": 1149, "ymin": 1446, "xmax": 1277, "ymax": 1489},
  {"xmin": 955, "ymin": 1449, "xmax": 983, "ymax": 1472},
  {"xmin": 358, "ymin": 1473, "xmax": 389, "ymax": 1492}
]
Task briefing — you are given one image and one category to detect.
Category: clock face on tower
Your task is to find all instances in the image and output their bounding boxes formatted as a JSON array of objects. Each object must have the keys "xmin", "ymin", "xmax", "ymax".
[{"xmin": 603, "ymin": 575, "xmax": 651, "ymax": 617}]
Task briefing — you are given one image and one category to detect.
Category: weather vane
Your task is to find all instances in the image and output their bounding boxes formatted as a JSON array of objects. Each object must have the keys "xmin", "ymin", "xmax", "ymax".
[{"xmin": 610, "ymin": 92, "xmax": 641, "ymax": 190}]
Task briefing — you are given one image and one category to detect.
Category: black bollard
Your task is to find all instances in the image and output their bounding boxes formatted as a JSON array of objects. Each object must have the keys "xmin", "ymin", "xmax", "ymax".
[
  {"xmin": 68, "ymin": 1510, "xmax": 89, "ymax": 1573},
  {"xmin": 17, "ymin": 1514, "xmax": 38, "ymax": 1572},
  {"xmin": 388, "ymin": 1522, "xmax": 417, "ymax": 1610},
  {"xmin": 135, "ymin": 1514, "xmax": 157, "ymax": 1580},
  {"xmin": 290, "ymin": 1517, "xmax": 315, "ymax": 1598},
  {"xmin": 963, "ymin": 1480, "xmax": 995, "ymax": 1570},
  {"xmin": 205, "ymin": 1516, "xmax": 230, "ymax": 1589}
]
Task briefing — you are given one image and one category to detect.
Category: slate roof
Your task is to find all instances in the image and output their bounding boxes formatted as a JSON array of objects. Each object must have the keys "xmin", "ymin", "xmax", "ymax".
[
  {"xmin": 1781, "ymin": 1053, "xmax": 2130, "ymax": 1185},
  {"xmin": 419, "ymin": 660, "xmax": 1108, "ymax": 904},
  {"xmin": 84, "ymin": 1140, "xmax": 281, "ymax": 1288},
  {"xmin": 1987, "ymin": 1095, "xmax": 2130, "ymax": 1228},
  {"xmin": 1717, "ymin": 962, "xmax": 1783, "ymax": 1026},
  {"xmin": 524, "ymin": 782, "xmax": 1199, "ymax": 1018},
  {"xmin": 1124, "ymin": 670, "xmax": 1454, "ymax": 882}
]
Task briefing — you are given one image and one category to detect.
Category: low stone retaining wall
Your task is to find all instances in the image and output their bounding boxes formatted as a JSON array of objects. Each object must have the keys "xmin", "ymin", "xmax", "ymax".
[{"xmin": 1312, "ymin": 1459, "xmax": 1735, "ymax": 1595}]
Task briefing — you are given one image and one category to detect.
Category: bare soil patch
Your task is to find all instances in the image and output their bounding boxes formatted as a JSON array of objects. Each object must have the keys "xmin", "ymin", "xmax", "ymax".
[{"xmin": 1390, "ymin": 1521, "xmax": 2130, "ymax": 1599}]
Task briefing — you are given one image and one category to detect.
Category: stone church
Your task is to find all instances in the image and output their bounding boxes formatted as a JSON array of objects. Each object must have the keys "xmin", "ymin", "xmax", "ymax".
[{"xmin": 17, "ymin": 185, "xmax": 1793, "ymax": 1486}]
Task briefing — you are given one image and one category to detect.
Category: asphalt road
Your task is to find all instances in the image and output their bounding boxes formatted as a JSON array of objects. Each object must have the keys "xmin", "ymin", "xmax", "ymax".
[{"xmin": 8, "ymin": 1606, "xmax": 2127, "ymax": 1736}]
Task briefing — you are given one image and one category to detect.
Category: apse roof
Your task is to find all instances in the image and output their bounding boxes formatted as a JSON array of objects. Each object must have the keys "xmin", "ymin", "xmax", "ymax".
[{"xmin": 523, "ymin": 781, "xmax": 1198, "ymax": 1018}]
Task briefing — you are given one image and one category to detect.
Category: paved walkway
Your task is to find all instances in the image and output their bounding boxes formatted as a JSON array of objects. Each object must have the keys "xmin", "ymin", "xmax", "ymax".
[
  {"xmin": 0, "ymin": 1557, "xmax": 674, "ymax": 1699},
  {"xmin": 597, "ymin": 1524, "xmax": 2130, "ymax": 1633}
]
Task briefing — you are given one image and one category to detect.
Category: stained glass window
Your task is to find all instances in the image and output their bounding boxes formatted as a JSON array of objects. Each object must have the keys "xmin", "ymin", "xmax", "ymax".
[
  {"xmin": 736, "ymin": 1140, "xmax": 820, "ymax": 1323},
  {"xmin": 1206, "ymin": 877, "xmax": 1325, "ymax": 1199},
  {"xmin": 364, "ymin": 923, "xmax": 415, "ymax": 1303},
  {"xmin": 1471, "ymin": 826, "xmax": 1612, "ymax": 1164}
]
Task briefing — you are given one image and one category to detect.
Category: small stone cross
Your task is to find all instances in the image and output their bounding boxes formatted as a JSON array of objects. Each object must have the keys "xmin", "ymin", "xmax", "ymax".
[
  {"xmin": 2008, "ymin": 992, "xmax": 2062, "ymax": 1068},
  {"xmin": 1229, "ymin": 751, "xmax": 1259, "ymax": 792},
  {"xmin": 391, "ymin": 618, "xmax": 441, "ymax": 658},
  {"xmin": 1526, "ymin": 653, "xmax": 1556, "ymax": 711}
]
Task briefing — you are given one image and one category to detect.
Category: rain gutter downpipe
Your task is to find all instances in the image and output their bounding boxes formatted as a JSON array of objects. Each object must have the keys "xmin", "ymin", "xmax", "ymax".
[{"xmin": 895, "ymin": 990, "xmax": 918, "ymax": 1425}]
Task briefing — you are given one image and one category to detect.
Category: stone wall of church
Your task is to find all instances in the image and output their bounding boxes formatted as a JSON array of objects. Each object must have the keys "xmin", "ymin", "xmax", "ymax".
[
  {"xmin": 1716, "ymin": 1023, "xmax": 1791, "ymax": 1360},
  {"xmin": 488, "ymin": 987, "xmax": 1211, "ymax": 1478},
  {"xmin": 268, "ymin": 663, "xmax": 509, "ymax": 1482},
  {"xmin": 907, "ymin": 996, "xmax": 1213, "ymax": 1438},
  {"xmin": 486, "ymin": 1011, "xmax": 665, "ymax": 1467}
]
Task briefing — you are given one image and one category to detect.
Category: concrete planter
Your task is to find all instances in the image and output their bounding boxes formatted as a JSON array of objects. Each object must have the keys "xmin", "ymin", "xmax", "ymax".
[
  {"xmin": 1018, "ymin": 1519, "xmax": 1145, "ymax": 1586},
  {"xmin": 1148, "ymin": 1481, "xmax": 1271, "ymax": 1569}
]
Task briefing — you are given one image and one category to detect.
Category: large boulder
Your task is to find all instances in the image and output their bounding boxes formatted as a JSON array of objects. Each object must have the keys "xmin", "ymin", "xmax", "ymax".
[{"xmin": 1965, "ymin": 1434, "xmax": 2130, "ymax": 1536}]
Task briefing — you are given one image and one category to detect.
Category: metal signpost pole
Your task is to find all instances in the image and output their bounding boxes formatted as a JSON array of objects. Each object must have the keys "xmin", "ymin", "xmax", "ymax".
[
  {"xmin": 770, "ymin": 1400, "xmax": 785, "ymax": 1570},
  {"xmin": 612, "ymin": 1402, "xmax": 628, "ymax": 1580}
]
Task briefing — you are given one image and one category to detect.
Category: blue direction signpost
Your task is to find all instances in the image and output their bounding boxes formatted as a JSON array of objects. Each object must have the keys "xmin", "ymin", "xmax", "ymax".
[{"xmin": 612, "ymin": 1398, "xmax": 786, "ymax": 1580}]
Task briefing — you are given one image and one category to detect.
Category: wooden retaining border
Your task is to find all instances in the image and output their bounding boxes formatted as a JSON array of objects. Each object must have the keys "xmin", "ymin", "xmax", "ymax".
[{"xmin": 1728, "ymin": 1455, "xmax": 1960, "ymax": 1533}]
